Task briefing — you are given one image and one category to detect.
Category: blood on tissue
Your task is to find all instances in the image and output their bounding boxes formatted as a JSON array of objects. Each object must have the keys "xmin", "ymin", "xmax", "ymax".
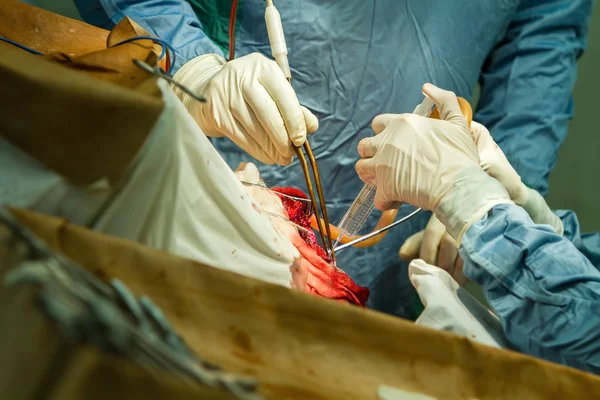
[
  {"xmin": 271, "ymin": 187, "xmax": 331, "ymax": 263},
  {"xmin": 271, "ymin": 187, "xmax": 370, "ymax": 307}
]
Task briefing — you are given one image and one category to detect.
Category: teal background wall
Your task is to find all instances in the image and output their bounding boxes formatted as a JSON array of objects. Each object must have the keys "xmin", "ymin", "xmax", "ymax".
[{"xmin": 21, "ymin": 0, "xmax": 82, "ymax": 20}]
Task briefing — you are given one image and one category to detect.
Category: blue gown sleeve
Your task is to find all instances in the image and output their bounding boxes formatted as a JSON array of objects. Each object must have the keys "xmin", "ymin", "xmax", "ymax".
[
  {"xmin": 556, "ymin": 209, "xmax": 600, "ymax": 269},
  {"xmin": 74, "ymin": 0, "xmax": 224, "ymax": 73},
  {"xmin": 460, "ymin": 204, "xmax": 600, "ymax": 374},
  {"xmin": 474, "ymin": 0, "xmax": 593, "ymax": 195}
]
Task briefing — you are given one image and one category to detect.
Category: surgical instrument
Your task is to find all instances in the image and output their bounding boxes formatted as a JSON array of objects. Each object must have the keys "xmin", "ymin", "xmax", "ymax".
[
  {"xmin": 257, "ymin": 208, "xmax": 313, "ymax": 235},
  {"xmin": 240, "ymin": 180, "xmax": 313, "ymax": 215},
  {"xmin": 333, "ymin": 208, "xmax": 423, "ymax": 254},
  {"xmin": 132, "ymin": 58, "xmax": 206, "ymax": 103},
  {"xmin": 331, "ymin": 97, "xmax": 436, "ymax": 252},
  {"xmin": 264, "ymin": 0, "xmax": 335, "ymax": 262},
  {"xmin": 240, "ymin": 180, "xmax": 314, "ymax": 235}
]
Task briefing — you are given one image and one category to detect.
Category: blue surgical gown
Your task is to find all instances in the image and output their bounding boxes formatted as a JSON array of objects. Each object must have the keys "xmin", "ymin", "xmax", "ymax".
[
  {"xmin": 461, "ymin": 204, "xmax": 600, "ymax": 374},
  {"xmin": 74, "ymin": 0, "xmax": 594, "ymax": 319}
]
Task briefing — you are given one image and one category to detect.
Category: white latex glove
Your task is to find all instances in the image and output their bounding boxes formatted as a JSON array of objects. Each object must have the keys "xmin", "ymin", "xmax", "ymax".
[
  {"xmin": 409, "ymin": 259, "xmax": 502, "ymax": 348},
  {"xmin": 355, "ymin": 83, "xmax": 513, "ymax": 244},
  {"xmin": 172, "ymin": 53, "xmax": 318, "ymax": 165},
  {"xmin": 399, "ymin": 214, "xmax": 467, "ymax": 285},
  {"xmin": 471, "ymin": 121, "xmax": 564, "ymax": 235},
  {"xmin": 399, "ymin": 121, "xmax": 562, "ymax": 270}
]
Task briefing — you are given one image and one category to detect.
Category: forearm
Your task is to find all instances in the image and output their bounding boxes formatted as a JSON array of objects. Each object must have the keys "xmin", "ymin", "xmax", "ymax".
[
  {"xmin": 74, "ymin": 0, "xmax": 224, "ymax": 72},
  {"xmin": 460, "ymin": 204, "xmax": 600, "ymax": 373},
  {"xmin": 520, "ymin": 187, "xmax": 563, "ymax": 235},
  {"xmin": 475, "ymin": 0, "xmax": 593, "ymax": 195}
]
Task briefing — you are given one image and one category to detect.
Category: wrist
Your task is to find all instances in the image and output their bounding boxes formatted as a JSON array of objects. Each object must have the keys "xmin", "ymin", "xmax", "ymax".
[
  {"xmin": 436, "ymin": 167, "xmax": 514, "ymax": 246},
  {"xmin": 172, "ymin": 54, "xmax": 226, "ymax": 109},
  {"xmin": 521, "ymin": 187, "xmax": 564, "ymax": 236},
  {"xmin": 510, "ymin": 182, "xmax": 530, "ymax": 206}
]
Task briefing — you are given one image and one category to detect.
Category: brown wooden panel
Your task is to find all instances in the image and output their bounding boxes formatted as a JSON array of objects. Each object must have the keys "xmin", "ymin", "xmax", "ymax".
[{"xmin": 12, "ymin": 208, "xmax": 600, "ymax": 400}]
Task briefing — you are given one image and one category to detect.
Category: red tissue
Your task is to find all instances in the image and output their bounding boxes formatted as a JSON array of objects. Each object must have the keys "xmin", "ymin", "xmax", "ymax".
[{"xmin": 272, "ymin": 187, "xmax": 369, "ymax": 307}]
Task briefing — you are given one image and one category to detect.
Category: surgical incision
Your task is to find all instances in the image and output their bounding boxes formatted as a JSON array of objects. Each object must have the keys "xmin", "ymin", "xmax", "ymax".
[{"xmin": 235, "ymin": 163, "xmax": 369, "ymax": 307}]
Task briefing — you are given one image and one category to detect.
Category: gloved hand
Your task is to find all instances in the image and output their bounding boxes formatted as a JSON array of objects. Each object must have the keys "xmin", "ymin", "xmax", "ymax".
[
  {"xmin": 355, "ymin": 83, "xmax": 512, "ymax": 244},
  {"xmin": 399, "ymin": 214, "xmax": 466, "ymax": 283},
  {"xmin": 399, "ymin": 120, "xmax": 563, "ymax": 270},
  {"xmin": 471, "ymin": 121, "xmax": 564, "ymax": 235},
  {"xmin": 172, "ymin": 53, "xmax": 318, "ymax": 165},
  {"xmin": 409, "ymin": 259, "xmax": 494, "ymax": 344}
]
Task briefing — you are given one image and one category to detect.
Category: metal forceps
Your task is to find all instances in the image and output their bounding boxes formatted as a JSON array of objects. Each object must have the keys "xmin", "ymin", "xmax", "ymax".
[
  {"xmin": 264, "ymin": 1, "xmax": 335, "ymax": 262},
  {"xmin": 294, "ymin": 143, "xmax": 335, "ymax": 262}
]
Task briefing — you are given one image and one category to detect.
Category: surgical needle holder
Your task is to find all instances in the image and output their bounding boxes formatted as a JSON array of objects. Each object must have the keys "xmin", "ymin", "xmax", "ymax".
[{"xmin": 264, "ymin": 0, "xmax": 336, "ymax": 262}]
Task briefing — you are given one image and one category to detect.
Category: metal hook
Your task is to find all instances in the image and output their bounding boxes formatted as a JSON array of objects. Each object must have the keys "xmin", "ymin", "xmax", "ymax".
[
  {"xmin": 132, "ymin": 59, "xmax": 206, "ymax": 103},
  {"xmin": 333, "ymin": 208, "xmax": 423, "ymax": 254}
]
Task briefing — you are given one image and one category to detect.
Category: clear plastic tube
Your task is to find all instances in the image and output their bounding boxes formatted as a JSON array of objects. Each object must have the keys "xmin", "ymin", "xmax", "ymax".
[{"xmin": 332, "ymin": 95, "xmax": 435, "ymax": 251}]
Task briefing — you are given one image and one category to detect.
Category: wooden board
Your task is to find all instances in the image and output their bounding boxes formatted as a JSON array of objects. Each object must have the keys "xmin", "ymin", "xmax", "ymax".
[
  {"xmin": 0, "ymin": 0, "xmax": 167, "ymax": 72},
  {"xmin": 0, "ymin": 44, "xmax": 163, "ymax": 186},
  {"xmin": 0, "ymin": 226, "xmax": 238, "ymax": 400},
  {"xmin": 0, "ymin": 0, "xmax": 109, "ymax": 56},
  {"xmin": 47, "ymin": 348, "xmax": 236, "ymax": 400},
  {"xmin": 11, "ymin": 208, "xmax": 600, "ymax": 399},
  {"xmin": 0, "ymin": 287, "xmax": 236, "ymax": 400},
  {"xmin": 0, "ymin": 1, "xmax": 169, "ymax": 186}
]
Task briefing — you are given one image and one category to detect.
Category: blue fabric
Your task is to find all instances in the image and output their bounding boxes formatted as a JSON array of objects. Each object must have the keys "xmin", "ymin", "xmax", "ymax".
[
  {"xmin": 476, "ymin": 0, "xmax": 593, "ymax": 196},
  {"xmin": 461, "ymin": 204, "xmax": 600, "ymax": 374},
  {"xmin": 558, "ymin": 209, "xmax": 600, "ymax": 267},
  {"xmin": 75, "ymin": 0, "xmax": 593, "ymax": 319},
  {"xmin": 73, "ymin": 0, "xmax": 224, "ymax": 71}
]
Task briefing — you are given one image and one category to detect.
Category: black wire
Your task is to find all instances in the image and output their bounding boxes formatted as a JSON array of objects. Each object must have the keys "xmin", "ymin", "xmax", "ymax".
[
  {"xmin": 0, "ymin": 36, "xmax": 44, "ymax": 55},
  {"xmin": 109, "ymin": 36, "xmax": 176, "ymax": 74}
]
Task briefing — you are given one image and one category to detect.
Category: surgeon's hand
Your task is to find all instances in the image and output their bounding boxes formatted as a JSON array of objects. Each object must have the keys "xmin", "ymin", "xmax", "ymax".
[
  {"xmin": 399, "ymin": 120, "xmax": 517, "ymax": 268},
  {"xmin": 471, "ymin": 121, "xmax": 563, "ymax": 235},
  {"xmin": 399, "ymin": 119, "xmax": 563, "ymax": 270},
  {"xmin": 399, "ymin": 214, "xmax": 467, "ymax": 284},
  {"xmin": 470, "ymin": 121, "xmax": 526, "ymax": 203},
  {"xmin": 355, "ymin": 84, "xmax": 478, "ymax": 212},
  {"xmin": 173, "ymin": 53, "xmax": 318, "ymax": 165},
  {"xmin": 356, "ymin": 83, "xmax": 512, "ymax": 243}
]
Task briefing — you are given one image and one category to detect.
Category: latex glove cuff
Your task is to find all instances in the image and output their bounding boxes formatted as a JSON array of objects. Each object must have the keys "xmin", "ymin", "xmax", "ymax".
[
  {"xmin": 171, "ymin": 54, "xmax": 227, "ymax": 110},
  {"xmin": 436, "ymin": 167, "xmax": 513, "ymax": 246},
  {"xmin": 520, "ymin": 187, "xmax": 564, "ymax": 236}
]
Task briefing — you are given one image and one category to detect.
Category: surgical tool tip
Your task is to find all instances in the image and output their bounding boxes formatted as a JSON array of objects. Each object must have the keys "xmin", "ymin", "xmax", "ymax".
[{"xmin": 132, "ymin": 58, "xmax": 207, "ymax": 103}]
